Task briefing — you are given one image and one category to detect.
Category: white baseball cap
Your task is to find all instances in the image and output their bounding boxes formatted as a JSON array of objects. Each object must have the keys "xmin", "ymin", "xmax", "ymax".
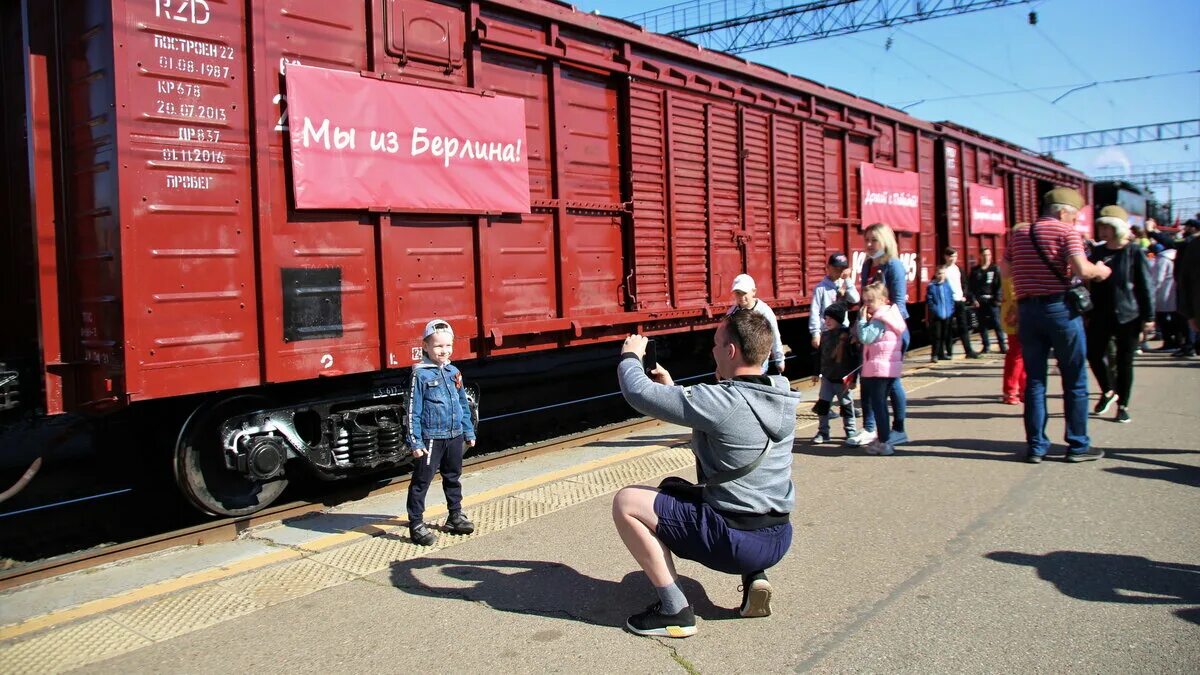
[
  {"xmin": 422, "ymin": 319, "xmax": 454, "ymax": 339},
  {"xmin": 730, "ymin": 274, "xmax": 756, "ymax": 294}
]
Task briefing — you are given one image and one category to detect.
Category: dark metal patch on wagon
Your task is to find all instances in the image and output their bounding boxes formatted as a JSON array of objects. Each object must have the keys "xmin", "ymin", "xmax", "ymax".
[{"xmin": 282, "ymin": 267, "xmax": 343, "ymax": 342}]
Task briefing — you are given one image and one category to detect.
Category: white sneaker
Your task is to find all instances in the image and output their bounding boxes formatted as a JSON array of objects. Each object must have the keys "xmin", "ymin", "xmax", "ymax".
[
  {"xmin": 811, "ymin": 432, "xmax": 831, "ymax": 444},
  {"xmin": 889, "ymin": 430, "xmax": 910, "ymax": 445},
  {"xmin": 846, "ymin": 430, "xmax": 877, "ymax": 447}
]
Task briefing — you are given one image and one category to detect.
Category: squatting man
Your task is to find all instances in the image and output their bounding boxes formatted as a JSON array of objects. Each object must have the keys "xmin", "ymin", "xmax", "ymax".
[{"xmin": 612, "ymin": 309, "xmax": 801, "ymax": 638}]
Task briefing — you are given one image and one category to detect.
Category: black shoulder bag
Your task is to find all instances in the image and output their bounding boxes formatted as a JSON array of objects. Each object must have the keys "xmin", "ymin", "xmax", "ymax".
[
  {"xmin": 658, "ymin": 385, "xmax": 774, "ymax": 502},
  {"xmin": 1028, "ymin": 220, "xmax": 1093, "ymax": 313}
]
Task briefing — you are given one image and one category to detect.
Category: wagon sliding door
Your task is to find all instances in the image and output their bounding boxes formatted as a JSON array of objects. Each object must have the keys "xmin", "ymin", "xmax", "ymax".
[
  {"xmin": 250, "ymin": 1, "xmax": 381, "ymax": 383},
  {"xmin": 474, "ymin": 51, "xmax": 624, "ymax": 354}
]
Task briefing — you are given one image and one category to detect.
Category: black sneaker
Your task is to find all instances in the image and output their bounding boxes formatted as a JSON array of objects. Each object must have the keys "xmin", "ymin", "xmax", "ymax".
[
  {"xmin": 1115, "ymin": 407, "xmax": 1131, "ymax": 424},
  {"xmin": 967, "ymin": 352, "xmax": 983, "ymax": 359},
  {"xmin": 739, "ymin": 571, "xmax": 772, "ymax": 618},
  {"xmin": 1093, "ymin": 392, "xmax": 1118, "ymax": 416},
  {"xmin": 1065, "ymin": 448, "xmax": 1105, "ymax": 463},
  {"xmin": 625, "ymin": 602, "xmax": 697, "ymax": 638},
  {"xmin": 445, "ymin": 511, "xmax": 475, "ymax": 535},
  {"xmin": 1024, "ymin": 453, "xmax": 1044, "ymax": 464},
  {"xmin": 409, "ymin": 521, "xmax": 437, "ymax": 546},
  {"xmin": 999, "ymin": 345, "xmax": 1008, "ymax": 354}
]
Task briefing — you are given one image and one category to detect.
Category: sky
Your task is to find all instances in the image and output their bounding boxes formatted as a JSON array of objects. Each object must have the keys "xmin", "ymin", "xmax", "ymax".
[{"xmin": 577, "ymin": 0, "xmax": 1200, "ymax": 219}]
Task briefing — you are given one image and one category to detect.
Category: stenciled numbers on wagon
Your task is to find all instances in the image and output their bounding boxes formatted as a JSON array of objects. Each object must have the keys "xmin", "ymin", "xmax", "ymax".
[
  {"xmin": 161, "ymin": 147, "xmax": 226, "ymax": 164},
  {"xmin": 155, "ymin": 0, "xmax": 211, "ymax": 26}
]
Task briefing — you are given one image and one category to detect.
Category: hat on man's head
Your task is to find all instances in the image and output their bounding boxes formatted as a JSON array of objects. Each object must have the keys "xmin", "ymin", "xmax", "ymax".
[
  {"xmin": 1041, "ymin": 187, "xmax": 1085, "ymax": 210},
  {"xmin": 1098, "ymin": 205, "xmax": 1128, "ymax": 222},
  {"xmin": 827, "ymin": 252, "xmax": 849, "ymax": 269},
  {"xmin": 731, "ymin": 273, "xmax": 756, "ymax": 294},
  {"xmin": 1185, "ymin": 219, "xmax": 1200, "ymax": 231},
  {"xmin": 422, "ymin": 319, "xmax": 454, "ymax": 339},
  {"xmin": 823, "ymin": 303, "xmax": 847, "ymax": 325}
]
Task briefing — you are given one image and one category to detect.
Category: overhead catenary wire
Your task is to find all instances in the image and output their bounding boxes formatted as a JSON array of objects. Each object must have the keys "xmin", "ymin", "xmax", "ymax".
[{"xmin": 896, "ymin": 69, "xmax": 1200, "ymax": 108}]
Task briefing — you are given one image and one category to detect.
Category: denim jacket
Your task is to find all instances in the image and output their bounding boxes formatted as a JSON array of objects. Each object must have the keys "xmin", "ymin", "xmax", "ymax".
[{"xmin": 406, "ymin": 358, "xmax": 475, "ymax": 449}]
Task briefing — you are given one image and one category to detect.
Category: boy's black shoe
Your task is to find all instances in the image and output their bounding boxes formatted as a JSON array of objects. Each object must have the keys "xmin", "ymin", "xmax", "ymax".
[
  {"xmin": 967, "ymin": 351, "xmax": 983, "ymax": 359},
  {"xmin": 739, "ymin": 571, "xmax": 773, "ymax": 618},
  {"xmin": 445, "ymin": 511, "xmax": 475, "ymax": 535},
  {"xmin": 1023, "ymin": 453, "xmax": 1044, "ymax": 464},
  {"xmin": 410, "ymin": 522, "xmax": 437, "ymax": 546},
  {"xmin": 1093, "ymin": 392, "xmax": 1118, "ymax": 416},
  {"xmin": 1065, "ymin": 448, "xmax": 1105, "ymax": 463},
  {"xmin": 625, "ymin": 602, "xmax": 697, "ymax": 638},
  {"xmin": 1115, "ymin": 407, "xmax": 1131, "ymax": 424}
]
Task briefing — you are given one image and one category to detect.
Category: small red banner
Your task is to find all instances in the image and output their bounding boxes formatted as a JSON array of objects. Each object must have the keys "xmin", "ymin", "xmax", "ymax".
[
  {"xmin": 860, "ymin": 163, "xmax": 921, "ymax": 232},
  {"xmin": 285, "ymin": 65, "xmax": 530, "ymax": 213},
  {"xmin": 968, "ymin": 183, "xmax": 1007, "ymax": 234},
  {"xmin": 1075, "ymin": 205, "xmax": 1093, "ymax": 238}
]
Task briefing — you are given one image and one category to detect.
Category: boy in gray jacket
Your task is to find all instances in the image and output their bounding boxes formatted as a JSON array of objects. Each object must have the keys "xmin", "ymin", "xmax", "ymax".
[{"xmin": 614, "ymin": 310, "xmax": 801, "ymax": 638}]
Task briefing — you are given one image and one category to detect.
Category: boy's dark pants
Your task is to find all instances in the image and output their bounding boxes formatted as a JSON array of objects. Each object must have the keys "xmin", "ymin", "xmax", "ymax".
[
  {"xmin": 407, "ymin": 434, "xmax": 466, "ymax": 524},
  {"xmin": 930, "ymin": 318, "xmax": 953, "ymax": 358}
]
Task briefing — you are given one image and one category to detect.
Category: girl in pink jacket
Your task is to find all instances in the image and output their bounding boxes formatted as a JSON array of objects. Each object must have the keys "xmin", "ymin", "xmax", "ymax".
[{"xmin": 857, "ymin": 282, "xmax": 908, "ymax": 456}]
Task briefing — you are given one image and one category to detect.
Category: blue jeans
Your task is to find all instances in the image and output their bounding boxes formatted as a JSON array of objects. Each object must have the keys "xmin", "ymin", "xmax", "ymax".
[
  {"xmin": 976, "ymin": 304, "xmax": 1007, "ymax": 351},
  {"xmin": 1018, "ymin": 298, "xmax": 1089, "ymax": 457},
  {"xmin": 861, "ymin": 377, "xmax": 894, "ymax": 443},
  {"xmin": 862, "ymin": 329, "xmax": 908, "ymax": 434}
]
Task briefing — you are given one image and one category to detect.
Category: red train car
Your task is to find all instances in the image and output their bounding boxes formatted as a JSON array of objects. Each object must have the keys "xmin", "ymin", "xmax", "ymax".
[{"xmin": 1, "ymin": 0, "xmax": 1087, "ymax": 515}]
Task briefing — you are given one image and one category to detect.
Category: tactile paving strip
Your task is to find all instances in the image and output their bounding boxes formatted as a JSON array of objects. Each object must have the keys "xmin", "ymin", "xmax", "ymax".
[
  {"xmin": 0, "ymin": 617, "xmax": 150, "ymax": 674},
  {"xmin": 108, "ymin": 585, "xmax": 264, "ymax": 642},
  {"xmin": 216, "ymin": 558, "xmax": 356, "ymax": 607}
]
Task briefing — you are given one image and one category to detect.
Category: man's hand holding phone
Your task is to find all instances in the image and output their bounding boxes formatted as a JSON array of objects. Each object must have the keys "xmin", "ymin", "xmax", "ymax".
[{"xmin": 623, "ymin": 334, "xmax": 673, "ymax": 385}]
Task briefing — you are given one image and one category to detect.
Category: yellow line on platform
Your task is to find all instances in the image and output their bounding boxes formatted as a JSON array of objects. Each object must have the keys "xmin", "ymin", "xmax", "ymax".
[{"xmin": 0, "ymin": 438, "xmax": 671, "ymax": 641}]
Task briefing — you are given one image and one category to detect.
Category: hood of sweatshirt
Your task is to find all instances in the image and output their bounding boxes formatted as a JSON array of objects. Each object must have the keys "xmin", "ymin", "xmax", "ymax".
[{"xmin": 720, "ymin": 375, "xmax": 803, "ymax": 443}]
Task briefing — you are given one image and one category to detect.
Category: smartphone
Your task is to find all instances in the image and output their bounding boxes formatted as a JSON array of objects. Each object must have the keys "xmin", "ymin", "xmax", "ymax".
[{"xmin": 643, "ymin": 339, "xmax": 658, "ymax": 374}]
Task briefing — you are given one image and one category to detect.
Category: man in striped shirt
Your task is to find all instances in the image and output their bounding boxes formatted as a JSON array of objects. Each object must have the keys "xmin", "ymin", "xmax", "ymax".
[{"xmin": 1005, "ymin": 187, "xmax": 1111, "ymax": 463}]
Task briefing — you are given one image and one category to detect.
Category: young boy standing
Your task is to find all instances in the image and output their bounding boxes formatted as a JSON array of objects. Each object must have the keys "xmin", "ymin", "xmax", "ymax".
[
  {"xmin": 925, "ymin": 266, "xmax": 955, "ymax": 362},
  {"xmin": 808, "ymin": 253, "xmax": 860, "ymax": 351},
  {"xmin": 406, "ymin": 319, "xmax": 477, "ymax": 546},
  {"xmin": 810, "ymin": 303, "xmax": 860, "ymax": 444}
]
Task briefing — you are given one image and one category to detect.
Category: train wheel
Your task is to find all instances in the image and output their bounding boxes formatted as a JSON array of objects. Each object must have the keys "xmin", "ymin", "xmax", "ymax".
[{"xmin": 174, "ymin": 395, "xmax": 288, "ymax": 517}]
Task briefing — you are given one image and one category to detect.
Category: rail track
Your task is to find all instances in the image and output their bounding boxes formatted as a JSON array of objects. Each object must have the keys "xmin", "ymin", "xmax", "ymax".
[{"xmin": 0, "ymin": 417, "xmax": 664, "ymax": 592}]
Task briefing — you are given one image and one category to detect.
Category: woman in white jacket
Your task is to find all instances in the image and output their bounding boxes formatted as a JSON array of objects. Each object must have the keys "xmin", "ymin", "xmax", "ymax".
[{"xmin": 1152, "ymin": 244, "xmax": 1180, "ymax": 350}]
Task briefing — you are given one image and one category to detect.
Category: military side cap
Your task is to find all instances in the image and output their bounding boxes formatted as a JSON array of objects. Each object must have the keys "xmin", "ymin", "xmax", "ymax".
[
  {"xmin": 1041, "ymin": 187, "xmax": 1085, "ymax": 209},
  {"xmin": 1098, "ymin": 205, "xmax": 1128, "ymax": 221}
]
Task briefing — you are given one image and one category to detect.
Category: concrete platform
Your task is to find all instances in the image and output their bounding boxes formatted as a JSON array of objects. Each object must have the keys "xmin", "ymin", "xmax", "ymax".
[{"xmin": 1, "ymin": 354, "xmax": 1197, "ymax": 673}]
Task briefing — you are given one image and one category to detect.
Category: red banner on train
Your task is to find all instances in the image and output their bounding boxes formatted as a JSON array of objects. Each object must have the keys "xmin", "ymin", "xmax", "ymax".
[
  {"xmin": 968, "ymin": 183, "xmax": 1007, "ymax": 234},
  {"xmin": 859, "ymin": 163, "xmax": 921, "ymax": 232},
  {"xmin": 284, "ymin": 65, "xmax": 530, "ymax": 213}
]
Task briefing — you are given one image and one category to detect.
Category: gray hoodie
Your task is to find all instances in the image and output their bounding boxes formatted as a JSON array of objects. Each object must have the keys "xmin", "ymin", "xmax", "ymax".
[{"xmin": 618, "ymin": 355, "xmax": 800, "ymax": 520}]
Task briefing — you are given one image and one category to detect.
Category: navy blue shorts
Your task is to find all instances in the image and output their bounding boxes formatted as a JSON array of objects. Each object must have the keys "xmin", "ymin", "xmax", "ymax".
[{"xmin": 653, "ymin": 492, "xmax": 792, "ymax": 575}]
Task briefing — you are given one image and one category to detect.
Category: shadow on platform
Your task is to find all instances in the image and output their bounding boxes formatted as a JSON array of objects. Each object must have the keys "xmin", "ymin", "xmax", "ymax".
[
  {"xmin": 795, "ymin": 437, "xmax": 1026, "ymax": 462},
  {"xmin": 388, "ymin": 556, "xmax": 739, "ymax": 628},
  {"xmin": 986, "ymin": 550, "xmax": 1200, "ymax": 625}
]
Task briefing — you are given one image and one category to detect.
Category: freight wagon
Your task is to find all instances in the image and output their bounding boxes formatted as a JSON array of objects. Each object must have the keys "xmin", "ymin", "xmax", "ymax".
[{"xmin": 0, "ymin": 0, "xmax": 1088, "ymax": 516}]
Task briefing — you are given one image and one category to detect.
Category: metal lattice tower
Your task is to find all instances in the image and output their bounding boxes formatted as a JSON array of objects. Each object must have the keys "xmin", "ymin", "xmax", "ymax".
[
  {"xmin": 1040, "ymin": 120, "xmax": 1200, "ymax": 153},
  {"xmin": 624, "ymin": 0, "xmax": 1031, "ymax": 54}
]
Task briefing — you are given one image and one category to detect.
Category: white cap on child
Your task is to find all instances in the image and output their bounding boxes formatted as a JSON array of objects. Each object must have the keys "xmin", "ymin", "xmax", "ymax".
[
  {"xmin": 730, "ymin": 273, "xmax": 756, "ymax": 294},
  {"xmin": 422, "ymin": 319, "xmax": 454, "ymax": 339}
]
